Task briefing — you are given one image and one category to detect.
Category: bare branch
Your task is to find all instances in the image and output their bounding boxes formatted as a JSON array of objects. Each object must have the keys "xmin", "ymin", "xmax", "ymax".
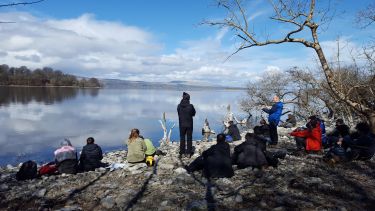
[{"xmin": 0, "ymin": 0, "xmax": 44, "ymax": 7}]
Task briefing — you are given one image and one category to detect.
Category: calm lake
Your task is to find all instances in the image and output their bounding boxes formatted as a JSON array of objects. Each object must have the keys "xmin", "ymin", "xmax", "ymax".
[{"xmin": 0, "ymin": 87, "xmax": 248, "ymax": 166}]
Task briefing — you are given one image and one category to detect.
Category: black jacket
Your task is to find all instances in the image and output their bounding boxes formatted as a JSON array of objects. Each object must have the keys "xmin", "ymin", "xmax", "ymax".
[
  {"xmin": 202, "ymin": 142, "xmax": 234, "ymax": 178},
  {"xmin": 227, "ymin": 124, "xmax": 241, "ymax": 141},
  {"xmin": 254, "ymin": 124, "xmax": 270, "ymax": 137},
  {"xmin": 177, "ymin": 97, "xmax": 196, "ymax": 128},
  {"xmin": 232, "ymin": 138, "xmax": 268, "ymax": 169},
  {"xmin": 329, "ymin": 125, "xmax": 350, "ymax": 138},
  {"xmin": 79, "ymin": 144, "xmax": 103, "ymax": 171},
  {"xmin": 346, "ymin": 133, "xmax": 375, "ymax": 160}
]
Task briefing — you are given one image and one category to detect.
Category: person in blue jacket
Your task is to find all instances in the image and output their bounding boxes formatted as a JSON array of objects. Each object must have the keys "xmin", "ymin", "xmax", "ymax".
[{"xmin": 262, "ymin": 95, "xmax": 283, "ymax": 145}]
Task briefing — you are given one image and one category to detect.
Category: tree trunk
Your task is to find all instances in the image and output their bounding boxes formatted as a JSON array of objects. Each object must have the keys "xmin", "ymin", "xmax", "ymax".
[{"xmin": 367, "ymin": 112, "xmax": 375, "ymax": 134}]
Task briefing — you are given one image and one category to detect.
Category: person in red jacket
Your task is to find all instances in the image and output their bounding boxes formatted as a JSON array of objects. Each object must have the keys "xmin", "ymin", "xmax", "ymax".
[{"xmin": 290, "ymin": 115, "xmax": 322, "ymax": 152}]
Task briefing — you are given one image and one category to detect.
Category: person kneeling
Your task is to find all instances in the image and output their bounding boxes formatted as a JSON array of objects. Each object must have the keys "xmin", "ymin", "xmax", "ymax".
[{"xmin": 186, "ymin": 133, "xmax": 234, "ymax": 178}]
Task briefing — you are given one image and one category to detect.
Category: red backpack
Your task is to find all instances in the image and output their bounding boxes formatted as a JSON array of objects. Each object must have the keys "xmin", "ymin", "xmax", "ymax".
[{"xmin": 39, "ymin": 163, "xmax": 58, "ymax": 176}]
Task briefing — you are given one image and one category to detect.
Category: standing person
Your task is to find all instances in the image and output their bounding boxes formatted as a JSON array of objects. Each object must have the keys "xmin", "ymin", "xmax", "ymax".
[
  {"xmin": 177, "ymin": 92, "xmax": 196, "ymax": 157},
  {"xmin": 125, "ymin": 129, "xmax": 147, "ymax": 163},
  {"xmin": 54, "ymin": 139, "xmax": 78, "ymax": 174},
  {"xmin": 262, "ymin": 95, "xmax": 283, "ymax": 145},
  {"xmin": 79, "ymin": 137, "xmax": 104, "ymax": 172}
]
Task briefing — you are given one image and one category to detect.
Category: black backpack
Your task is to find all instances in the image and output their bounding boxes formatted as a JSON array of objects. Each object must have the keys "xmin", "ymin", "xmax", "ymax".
[{"xmin": 16, "ymin": 160, "xmax": 38, "ymax": 181}]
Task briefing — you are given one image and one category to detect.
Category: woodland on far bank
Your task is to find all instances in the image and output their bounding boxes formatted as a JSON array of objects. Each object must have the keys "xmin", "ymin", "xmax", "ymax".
[{"xmin": 0, "ymin": 64, "xmax": 101, "ymax": 88}]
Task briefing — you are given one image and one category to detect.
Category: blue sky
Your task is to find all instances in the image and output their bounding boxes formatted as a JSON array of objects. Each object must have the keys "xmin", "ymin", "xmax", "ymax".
[{"xmin": 0, "ymin": 0, "xmax": 373, "ymax": 86}]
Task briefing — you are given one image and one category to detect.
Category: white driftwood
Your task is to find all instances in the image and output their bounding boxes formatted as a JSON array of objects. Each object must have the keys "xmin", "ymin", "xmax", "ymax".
[{"xmin": 159, "ymin": 112, "xmax": 175, "ymax": 145}]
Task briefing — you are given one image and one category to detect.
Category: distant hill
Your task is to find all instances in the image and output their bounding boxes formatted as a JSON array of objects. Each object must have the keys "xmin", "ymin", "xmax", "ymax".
[{"xmin": 101, "ymin": 79, "xmax": 245, "ymax": 90}]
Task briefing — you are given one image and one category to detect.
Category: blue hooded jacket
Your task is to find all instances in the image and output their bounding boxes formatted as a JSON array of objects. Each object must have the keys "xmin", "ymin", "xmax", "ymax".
[{"xmin": 263, "ymin": 101, "xmax": 283, "ymax": 125}]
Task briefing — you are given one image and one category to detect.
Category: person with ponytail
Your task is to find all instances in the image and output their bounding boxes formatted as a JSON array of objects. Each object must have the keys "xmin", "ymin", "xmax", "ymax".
[{"xmin": 125, "ymin": 128, "xmax": 147, "ymax": 163}]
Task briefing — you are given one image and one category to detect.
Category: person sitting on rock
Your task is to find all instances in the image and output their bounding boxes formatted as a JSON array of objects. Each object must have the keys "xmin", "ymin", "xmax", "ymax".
[
  {"xmin": 325, "ymin": 119, "xmax": 350, "ymax": 148},
  {"xmin": 225, "ymin": 121, "xmax": 241, "ymax": 141},
  {"xmin": 140, "ymin": 136, "xmax": 166, "ymax": 157},
  {"xmin": 323, "ymin": 137, "xmax": 348, "ymax": 164},
  {"xmin": 231, "ymin": 133, "xmax": 268, "ymax": 169},
  {"xmin": 344, "ymin": 122, "xmax": 375, "ymax": 161},
  {"xmin": 280, "ymin": 114, "xmax": 297, "ymax": 128},
  {"xmin": 253, "ymin": 119, "xmax": 271, "ymax": 143},
  {"xmin": 290, "ymin": 115, "xmax": 322, "ymax": 153},
  {"xmin": 79, "ymin": 137, "xmax": 105, "ymax": 172},
  {"xmin": 125, "ymin": 128, "xmax": 147, "ymax": 163},
  {"xmin": 185, "ymin": 133, "xmax": 234, "ymax": 178},
  {"xmin": 54, "ymin": 139, "xmax": 78, "ymax": 174}
]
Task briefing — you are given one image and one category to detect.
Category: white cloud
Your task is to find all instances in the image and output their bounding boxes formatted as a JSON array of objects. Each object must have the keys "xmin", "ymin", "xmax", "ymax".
[{"xmin": 1, "ymin": 11, "xmax": 362, "ymax": 86}]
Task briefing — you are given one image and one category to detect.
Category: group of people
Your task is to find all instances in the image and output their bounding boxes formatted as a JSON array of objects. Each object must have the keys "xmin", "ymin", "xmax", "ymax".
[
  {"xmin": 179, "ymin": 92, "xmax": 375, "ymax": 178},
  {"xmin": 53, "ymin": 137, "xmax": 105, "ymax": 174},
  {"xmin": 51, "ymin": 92, "xmax": 374, "ymax": 177},
  {"xmin": 53, "ymin": 129, "xmax": 165, "ymax": 174}
]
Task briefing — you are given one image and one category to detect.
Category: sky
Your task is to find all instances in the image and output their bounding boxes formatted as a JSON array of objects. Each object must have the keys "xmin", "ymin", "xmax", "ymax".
[{"xmin": 0, "ymin": 0, "xmax": 374, "ymax": 86}]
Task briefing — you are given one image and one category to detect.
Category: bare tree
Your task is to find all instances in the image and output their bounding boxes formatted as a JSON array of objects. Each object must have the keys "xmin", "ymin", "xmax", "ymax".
[
  {"xmin": 356, "ymin": 1, "xmax": 375, "ymax": 28},
  {"xmin": 205, "ymin": 0, "xmax": 375, "ymax": 132}
]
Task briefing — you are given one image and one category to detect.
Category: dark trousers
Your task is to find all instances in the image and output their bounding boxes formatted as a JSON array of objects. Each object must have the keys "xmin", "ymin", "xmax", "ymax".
[
  {"xmin": 295, "ymin": 137, "xmax": 306, "ymax": 150},
  {"xmin": 180, "ymin": 127, "xmax": 193, "ymax": 155},
  {"xmin": 269, "ymin": 122, "xmax": 278, "ymax": 144}
]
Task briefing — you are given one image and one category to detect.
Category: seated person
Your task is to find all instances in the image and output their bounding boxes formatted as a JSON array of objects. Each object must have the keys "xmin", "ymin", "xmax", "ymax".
[
  {"xmin": 330, "ymin": 119, "xmax": 350, "ymax": 138},
  {"xmin": 125, "ymin": 128, "xmax": 147, "ymax": 163},
  {"xmin": 325, "ymin": 119, "xmax": 350, "ymax": 148},
  {"xmin": 54, "ymin": 139, "xmax": 78, "ymax": 174},
  {"xmin": 232, "ymin": 133, "xmax": 286, "ymax": 169},
  {"xmin": 253, "ymin": 119, "xmax": 271, "ymax": 143},
  {"xmin": 280, "ymin": 114, "xmax": 297, "ymax": 128},
  {"xmin": 232, "ymin": 133, "xmax": 268, "ymax": 169},
  {"xmin": 186, "ymin": 133, "xmax": 234, "ymax": 178},
  {"xmin": 141, "ymin": 136, "xmax": 166, "ymax": 157},
  {"xmin": 323, "ymin": 137, "xmax": 348, "ymax": 164},
  {"xmin": 344, "ymin": 122, "xmax": 375, "ymax": 161},
  {"xmin": 290, "ymin": 115, "xmax": 322, "ymax": 152},
  {"xmin": 226, "ymin": 121, "xmax": 241, "ymax": 141},
  {"xmin": 79, "ymin": 137, "xmax": 104, "ymax": 171}
]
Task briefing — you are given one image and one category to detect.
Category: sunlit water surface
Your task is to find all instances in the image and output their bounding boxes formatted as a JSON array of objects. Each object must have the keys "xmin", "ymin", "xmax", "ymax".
[{"xmin": 0, "ymin": 87, "xmax": 249, "ymax": 166}]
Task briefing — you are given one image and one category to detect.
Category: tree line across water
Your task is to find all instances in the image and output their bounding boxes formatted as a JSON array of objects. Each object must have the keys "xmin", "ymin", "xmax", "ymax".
[{"xmin": 0, "ymin": 64, "xmax": 101, "ymax": 88}]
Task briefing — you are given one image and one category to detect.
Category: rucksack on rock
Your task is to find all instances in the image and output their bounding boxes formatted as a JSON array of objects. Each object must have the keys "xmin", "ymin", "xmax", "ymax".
[{"xmin": 16, "ymin": 160, "xmax": 38, "ymax": 181}]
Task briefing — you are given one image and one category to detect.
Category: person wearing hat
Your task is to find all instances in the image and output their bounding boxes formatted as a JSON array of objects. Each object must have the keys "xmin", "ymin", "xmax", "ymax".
[{"xmin": 177, "ymin": 92, "xmax": 196, "ymax": 157}]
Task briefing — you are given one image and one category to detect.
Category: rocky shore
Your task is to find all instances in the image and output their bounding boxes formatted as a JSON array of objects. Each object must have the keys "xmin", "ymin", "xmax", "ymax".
[{"xmin": 1, "ymin": 128, "xmax": 375, "ymax": 210}]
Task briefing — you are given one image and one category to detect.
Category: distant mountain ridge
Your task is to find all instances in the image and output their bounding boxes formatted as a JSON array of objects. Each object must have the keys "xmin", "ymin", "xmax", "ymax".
[{"xmin": 101, "ymin": 79, "xmax": 245, "ymax": 90}]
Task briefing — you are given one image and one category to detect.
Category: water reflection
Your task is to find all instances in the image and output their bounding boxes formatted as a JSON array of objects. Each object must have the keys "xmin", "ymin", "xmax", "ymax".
[
  {"xmin": 0, "ymin": 87, "xmax": 246, "ymax": 166},
  {"xmin": 0, "ymin": 87, "xmax": 100, "ymax": 106}
]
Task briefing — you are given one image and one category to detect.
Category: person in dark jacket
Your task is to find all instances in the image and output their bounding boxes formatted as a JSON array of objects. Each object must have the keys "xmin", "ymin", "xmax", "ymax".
[
  {"xmin": 262, "ymin": 95, "xmax": 283, "ymax": 145},
  {"xmin": 323, "ymin": 137, "xmax": 348, "ymax": 164},
  {"xmin": 325, "ymin": 119, "xmax": 350, "ymax": 148},
  {"xmin": 226, "ymin": 121, "xmax": 241, "ymax": 141},
  {"xmin": 54, "ymin": 139, "xmax": 78, "ymax": 174},
  {"xmin": 186, "ymin": 133, "xmax": 234, "ymax": 178},
  {"xmin": 177, "ymin": 92, "xmax": 196, "ymax": 157},
  {"xmin": 344, "ymin": 122, "xmax": 375, "ymax": 161},
  {"xmin": 253, "ymin": 119, "xmax": 271, "ymax": 143},
  {"xmin": 232, "ymin": 133, "xmax": 268, "ymax": 169},
  {"xmin": 79, "ymin": 137, "xmax": 104, "ymax": 171}
]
